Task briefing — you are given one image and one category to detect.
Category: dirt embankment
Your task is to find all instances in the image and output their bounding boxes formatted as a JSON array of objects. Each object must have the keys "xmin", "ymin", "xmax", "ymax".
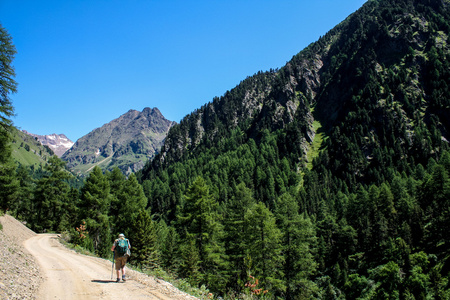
[
  {"xmin": 0, "ymin": 214, "xmax": 198, "ymax": 300},
  {"xmin": 0, "ymin": 214, "xmax": 42, "ymax": 299}
]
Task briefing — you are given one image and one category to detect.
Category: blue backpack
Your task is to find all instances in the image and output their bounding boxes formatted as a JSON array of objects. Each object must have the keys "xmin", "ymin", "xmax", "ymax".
[{"xmin": 116, "ymin": 239, "xmax": 128, "ymax": 257}]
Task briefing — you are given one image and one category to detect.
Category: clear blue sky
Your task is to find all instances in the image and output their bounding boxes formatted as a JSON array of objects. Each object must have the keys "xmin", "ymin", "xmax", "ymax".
[{"xmin": 1, "ymin": 0, "xmax": 366, "ymax": 142}]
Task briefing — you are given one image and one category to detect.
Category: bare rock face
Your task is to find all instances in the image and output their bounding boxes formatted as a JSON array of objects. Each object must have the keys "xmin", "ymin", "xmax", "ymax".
[
  {"xmin": 22, "ymin": 131, "xmax": 74, "ymax": 157},
  {"xmin": 61, "ymin": 107, "xmax": 175, "ymax": 176}
]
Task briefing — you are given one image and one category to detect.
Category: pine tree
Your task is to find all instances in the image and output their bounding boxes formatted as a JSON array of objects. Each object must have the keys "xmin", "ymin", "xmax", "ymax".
[
  {"xmin": 107, "ymin": 166, "xmax": 126, "ymax": 222},
  {"xmin": 0, "ymin": 24, "xmax": 18, "ymax": 212},
  {"xmin": 0, "ymin": 157, "xmax": 18, "ymax": 211},
  {"xmin": 32, "ymin": 156, "xmax": 71, "ymax": 232},
  {"xmin": 61, "ymin": 187, "xmax": 80, "ymax": 231},
  {"xmin": 128, "ymin": 209, "xmax": 158, "ymax": 269},
  {"xmin": 275, "ymin": 193, "xmax": 318, "ymax": 299},
  {"xmin": 244, "ymin": 201, "xmax": 283, "ymax": 294},
  {"xmin": 114, "ymin": 173, "xmax": 148, "ymax": 235},
  {"xmin": 79, "ymin": 166, "xmax": 112, "ymax": 256},
  {"xmin": 13, "ymin": 165, "xmax": 35, "ymax": 219},
  {"xmin": 223, "ymin": 182, "xmax": 256, "ymax": 291},
  {"xmin": 176, "ymin": 176, "xmax": 227, "ymax": 290},
  {"xmin": 420, "ymin": 164, "xmax": 450, "ymax": 254},
  {"xmin": 158, "ymin": 221, "xmax": 180, "ymax": 272},
  {"xmin": 179, "ymin": 236, "xmax": 201, "ymax": 286},
  {"xmin": 0, "ymin": 24, "xmax": 16, "ymax": 153}
]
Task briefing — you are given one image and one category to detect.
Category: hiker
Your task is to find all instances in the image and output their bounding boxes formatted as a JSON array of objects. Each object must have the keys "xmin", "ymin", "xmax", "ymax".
[{"xmin": 111, "ymin": 233, "xmax": 131, "ymax": 282}]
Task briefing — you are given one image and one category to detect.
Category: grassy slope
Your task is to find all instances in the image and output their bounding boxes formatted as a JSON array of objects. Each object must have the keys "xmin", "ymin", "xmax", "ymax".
[
  {"xmin": 306, "ymin": 106, "xmax": 326, "ymax": 170},
  {"xmin": 10, "ymin": 127, "xmax": 53, "ymax": 167}
]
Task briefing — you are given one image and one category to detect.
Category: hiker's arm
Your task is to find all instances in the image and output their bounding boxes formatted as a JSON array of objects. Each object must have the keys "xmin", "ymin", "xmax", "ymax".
[{"xmin": 111, "ymin": 241, "xmax": 116, "ymax": 251}]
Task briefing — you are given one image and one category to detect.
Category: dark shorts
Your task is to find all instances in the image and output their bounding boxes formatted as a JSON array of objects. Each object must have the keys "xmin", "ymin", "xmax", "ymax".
[{"xmin": 115, "ymin": 256, "xmax": 128, "ymax": 270}]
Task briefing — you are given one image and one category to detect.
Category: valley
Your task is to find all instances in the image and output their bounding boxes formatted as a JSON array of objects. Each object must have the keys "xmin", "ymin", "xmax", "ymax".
[{"xmin": 1, "ymin": 0, "xmax": 450, "ymax": 298}]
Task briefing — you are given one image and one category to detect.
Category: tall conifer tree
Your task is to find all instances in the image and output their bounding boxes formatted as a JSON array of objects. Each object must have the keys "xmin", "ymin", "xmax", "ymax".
[
  {"xmin": 115, "ymin": 173, "xmax": 148, "ymax": 234},
  {"xmin": 79, "ymin": 166, "xmax": 112, "ymax": 256},
  {"xmin": 0, "ymin": 24, "xmax": 18, "ymax": 211},
  {"xmin": 244, "ymin": 201, "xmax": 283, "ymax": 294},
  {"xmin": 223, "ymin": 182, "xmax": 256, "ymax": 291},
  {"xmin": 158, "ymin": 221, "xmax": 180, "ymax": 272},
  {"xmin": 275, "ymin": 193, "xmax": 318, "ymax": 299},
  {"xmin": 33, "ymin": 156, "xmax": 71, "ymax": 232},
  {"xmin": 177, "ymin": 176, "xmax": 227, "ymax": 290},
  {"xmin": 128, "ymin": 209, "xmax": 158, "ymax": 269}
]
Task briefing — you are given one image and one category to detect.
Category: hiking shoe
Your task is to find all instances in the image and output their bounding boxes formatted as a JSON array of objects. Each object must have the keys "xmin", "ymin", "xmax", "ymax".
[
  {"xmin": 122, "ymin": 275, "xmax": 126, "ymax": 281},
  {"xmin": 116, "ymin": 278, "xmax": 120, "ymax": 282}
]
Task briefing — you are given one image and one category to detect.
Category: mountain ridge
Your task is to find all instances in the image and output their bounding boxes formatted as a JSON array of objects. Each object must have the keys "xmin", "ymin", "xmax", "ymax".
[
  {"xmin": 62, "ymin": 107, "xmax": 175, "ymax": 176},
  {"xmin": 142, "ymin": 0, "xmax": 450, "ymax": 184}
]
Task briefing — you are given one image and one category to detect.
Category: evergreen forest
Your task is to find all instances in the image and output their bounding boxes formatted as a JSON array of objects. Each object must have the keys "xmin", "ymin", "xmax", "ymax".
[{"xmin": 1, "ymin": 0, "xmax": 450, "ymax": 298}]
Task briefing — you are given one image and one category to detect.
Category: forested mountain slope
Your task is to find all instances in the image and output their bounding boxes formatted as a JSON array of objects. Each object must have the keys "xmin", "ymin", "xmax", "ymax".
[
  {"xmin": 140, "ymin": 0, "xmax": 449, "ymax": 217},
  {"xmin": 135, "ymin": 0, "xmax": 450, "ymax": 297}
]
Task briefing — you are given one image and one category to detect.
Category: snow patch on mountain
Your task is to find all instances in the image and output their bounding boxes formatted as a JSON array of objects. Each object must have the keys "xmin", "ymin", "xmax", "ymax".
[{"xmin": 22, "ymin": 131, "xmax": 74, "ymax": 157}]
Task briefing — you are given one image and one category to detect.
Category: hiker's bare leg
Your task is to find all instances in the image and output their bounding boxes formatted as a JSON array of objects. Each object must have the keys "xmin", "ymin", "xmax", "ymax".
[{"xmin": 116, "ymin": 270, "xmax": 120, "ymax": 279}]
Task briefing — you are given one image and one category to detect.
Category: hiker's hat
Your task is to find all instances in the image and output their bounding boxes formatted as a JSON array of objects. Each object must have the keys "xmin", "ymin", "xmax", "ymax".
[{"xmin": 119, "ymin": 233, "xmax": 125, "ymax": 238}]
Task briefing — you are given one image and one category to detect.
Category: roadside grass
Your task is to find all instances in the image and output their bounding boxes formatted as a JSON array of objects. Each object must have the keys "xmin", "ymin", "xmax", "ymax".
[{"xmin": 136, "ymin": 266, "xmax": 212, "ymax": 299}]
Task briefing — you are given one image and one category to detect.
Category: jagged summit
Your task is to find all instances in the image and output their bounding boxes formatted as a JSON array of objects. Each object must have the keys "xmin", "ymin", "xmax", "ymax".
[{"xmin": 61, "ymin": 107, "xmax": 175, "ymax": 176}]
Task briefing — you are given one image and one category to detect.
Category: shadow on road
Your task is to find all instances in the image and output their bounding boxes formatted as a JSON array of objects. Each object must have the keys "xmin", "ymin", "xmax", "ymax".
[{"xmin": 91, "ymin": 279, "xmax": 117, "ymax": 284}]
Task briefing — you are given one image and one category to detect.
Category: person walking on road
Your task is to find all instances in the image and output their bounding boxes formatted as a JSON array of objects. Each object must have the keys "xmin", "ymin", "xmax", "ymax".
[{"xmin": 111, "ymin": 233, "xmax": 131, "ymax": 282}]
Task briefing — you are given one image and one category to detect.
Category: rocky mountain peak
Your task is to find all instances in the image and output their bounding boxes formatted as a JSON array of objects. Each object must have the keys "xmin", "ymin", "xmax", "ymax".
[
  {"xmin": 61, "ymin": 107, "xmax": 175, "ymax": 176},
  {"xmin": 22, "ymin": 131, "xmax": 74, "ymax": 157}
]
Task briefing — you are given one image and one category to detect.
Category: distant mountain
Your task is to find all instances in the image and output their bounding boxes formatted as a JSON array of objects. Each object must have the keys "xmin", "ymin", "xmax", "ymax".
[
  {"xmin": 10, "ymin": 127, "xmax": 55, "ymax": 167},
  {"xmin": 22, "ymin": 131, "xmax": 74, "ymax": 157},
  {"xmin": 61, "ymin": 107, "xmax": 175, "ymax": 176}
]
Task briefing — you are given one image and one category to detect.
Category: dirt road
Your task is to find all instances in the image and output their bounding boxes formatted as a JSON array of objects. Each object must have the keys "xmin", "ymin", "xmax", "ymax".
[{"xmin": 23, "ymin": 234, "xmax": 196, "ymax": 300}]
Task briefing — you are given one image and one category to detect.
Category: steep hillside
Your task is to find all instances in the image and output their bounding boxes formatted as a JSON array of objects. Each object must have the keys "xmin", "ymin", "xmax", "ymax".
[
  {"xmin": 62, "ymin": 107, "xmax": 175, "ymax": 176},
  {"xmin": 134, "ymin": 0, "xmax": 450, "ymax": 296},
  {"xmin": 141, "ymin": 0, "xmax": 450, "ymax": 190},
  {"xmin": 10, "ymin": 126, "xmax": 55, "ymax": 167}
]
